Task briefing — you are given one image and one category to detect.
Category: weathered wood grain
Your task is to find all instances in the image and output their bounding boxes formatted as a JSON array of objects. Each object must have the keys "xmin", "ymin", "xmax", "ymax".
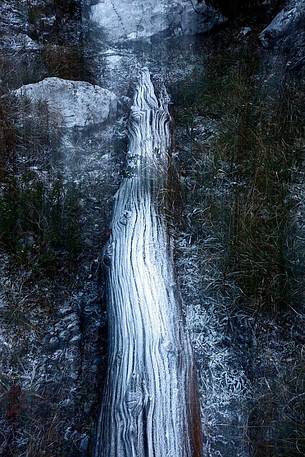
[{"xmin": 94, "ymin": 69, "xmax": 201, "ymax": 457}]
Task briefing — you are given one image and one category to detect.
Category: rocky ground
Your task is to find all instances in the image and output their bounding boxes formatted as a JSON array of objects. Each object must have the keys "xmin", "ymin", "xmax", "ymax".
[
  {"xmin": 0, "ymin": 1, "xmax": 305, "ymax": 456},
  {"xmin": 171, "ymin": 11, "xmax": 305, "ymax": 454},
  {"xmin": 0, "ymin": 2, "xmax": 121, "ymax": 456}
]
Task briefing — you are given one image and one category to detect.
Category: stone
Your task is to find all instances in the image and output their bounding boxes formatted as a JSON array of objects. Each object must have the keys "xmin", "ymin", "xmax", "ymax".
[
  {"xmin": 48, "ymin": 337, "xmax": 60, "ymax": 350},
  {"xmin": 0, "ymin": 33, "xmax": 40, "ymax": 51},
  {"xmin": 90, "ymin": 0, "xmax": 225, "ymax": 43},
  {"xmin": 59, "ymin": 330, "xmax": 70, "ymax": 341},
  {"xmin": 18, "ymin": 233, "xmax": 35, "ymax": 250},
  {"xmin": 14, "ymin": 77, "xmax": 118, "ymax": 128},
  {"xmin": 260, "ymin": 0, "xmax": 305, "ymax": 47},
  {"xmin": 239, "ymin": 26, "xmax": 252, "ymax": 37},
  {"xmin": 69, "ymin": 335, "xmax": 81, "ymax": 344}
]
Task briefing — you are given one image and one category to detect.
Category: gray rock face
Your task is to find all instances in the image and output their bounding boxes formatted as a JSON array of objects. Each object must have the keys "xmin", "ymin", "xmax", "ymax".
[
  {"xmin": 259, "ymin": 0, "xmax": 305, "ymax": 73},
  {"xmin": 90, "ymin": 0, "xmax": 224, "ymax": 43},
  {"xmin": 0, "ymin": 33, "xmax": 40, "ymax": 51},
  {"xmin": 14, "ymin": 77, "xmax": 118, "ymax": 128},
  {"xmin": 260, "ymin": 0, "xmax": 305, "ymax": 47},
  {"xmin": 0, "ymin": 0, "xmax": 29, "ymax": 35}
]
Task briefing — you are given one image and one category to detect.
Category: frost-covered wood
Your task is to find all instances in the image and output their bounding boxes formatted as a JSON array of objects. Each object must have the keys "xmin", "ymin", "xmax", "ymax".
[{"xmin": 94, "ymin": 69, "xmax": 201, "ymax": 457}]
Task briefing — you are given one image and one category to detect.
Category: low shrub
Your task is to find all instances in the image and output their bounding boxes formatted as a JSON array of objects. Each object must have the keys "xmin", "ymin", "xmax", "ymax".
[{"xmin": 0, "ymin": 175, "xmax": 82, "ymax": 276}]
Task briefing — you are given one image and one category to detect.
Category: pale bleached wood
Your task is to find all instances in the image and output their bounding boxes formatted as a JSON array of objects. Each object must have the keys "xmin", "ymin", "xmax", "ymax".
[{"xmin": 94, "ymin": 69, "xmax": 201, "ymax": 457}]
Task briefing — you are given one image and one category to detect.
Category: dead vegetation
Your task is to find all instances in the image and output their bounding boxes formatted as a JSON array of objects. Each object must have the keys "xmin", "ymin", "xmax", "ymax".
[{"xmin": 172, "ymin": 36, "xmax": 305, "ymax": 456}]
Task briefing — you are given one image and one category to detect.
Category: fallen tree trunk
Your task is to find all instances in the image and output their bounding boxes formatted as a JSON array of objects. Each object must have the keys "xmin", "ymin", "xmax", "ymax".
[{"xmin": 94, "ymin": 69, "xmax": 202, "ymax": 457}]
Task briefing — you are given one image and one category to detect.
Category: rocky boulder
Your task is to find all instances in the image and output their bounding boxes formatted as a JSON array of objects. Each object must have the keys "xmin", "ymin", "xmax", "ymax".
[
  {"xmin": 260, "ymin": 0, "xmax": 305, "ymax": 47},
  {"xmin": 90, "ymin": 0, "xmax": 225, "ymax": 43},
  {"xmin": 14, "ymin": 77, "xmax": 118, "ymax": 128},
  {"xmin": 259, "ymin": 0, "xmax": 305, "ymax": 72}
]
